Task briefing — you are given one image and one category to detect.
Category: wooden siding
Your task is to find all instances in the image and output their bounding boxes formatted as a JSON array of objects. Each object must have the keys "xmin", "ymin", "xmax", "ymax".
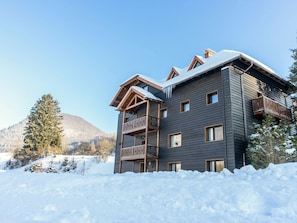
[
  {"xmin": 221, "ymin": 67, "xmax": 236, "ymax": 170},
  {"xmin": 227, "ymin": 67, "xmax": 247, "ymax": 169},
  {"xmin": 157, "ymin": 70, "xmax": 226, "ymax": 172}
]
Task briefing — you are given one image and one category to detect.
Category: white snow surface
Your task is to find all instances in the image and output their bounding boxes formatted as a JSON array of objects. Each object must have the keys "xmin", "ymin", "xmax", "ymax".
[{"xmin": 1, "ymin": 153, "xmax": 297, "ymax": 223}]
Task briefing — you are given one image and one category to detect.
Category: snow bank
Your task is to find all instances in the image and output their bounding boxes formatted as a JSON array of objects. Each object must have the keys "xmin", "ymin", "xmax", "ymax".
[{"xmin": 0, "ymin": 153, "xmax": 297, "ymax": 223}]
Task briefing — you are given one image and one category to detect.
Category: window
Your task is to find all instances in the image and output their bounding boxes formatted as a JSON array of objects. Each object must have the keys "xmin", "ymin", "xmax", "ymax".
[
  {"xmin": 169, "ymin": 133, "xmax": 182, "ymax": 148},
  {"xmin": 193, "ymin": 61, "xmax": 201, "ymax": 68},
  {"xmin": 206, "ymin": 160, "xmax": 224, "ymax": 172},
  {"xmin": 205, "ymin": 125, "xmax": 223, "ymax": 142},
  {"xmin": 171, "ymin": 72, "xmax": 178, "ymax": 78},
  {"xmin": 143, "ymin": 85, "xmax": 149, "ymax": 91},
  {"xmin": 168, "ymin": 162, "xmax": 182, "ymax": 172},
  {"xmin": 161, "ymin": 108, "xmax": 168, "ymax": 118},
  {"xmin": 207, "ymin": 91, "xmax": 218, "ymax": 104},
  {"xmin": 181, "ymin": 100, "xmax": 190, "ymax": 112}
]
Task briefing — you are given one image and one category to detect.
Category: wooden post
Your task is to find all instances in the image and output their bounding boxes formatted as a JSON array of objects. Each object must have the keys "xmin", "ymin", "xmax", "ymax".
[
  {"xmin": 119, "ymin": 160, "xmax": 123, "ymax": 173},
  {"xmin": 119, "ymin": 110, "xmax": 126, "ymax": 173},
  {"xmin": 144, "ymin": 100, "xmax": 150, "ymax": 172}
]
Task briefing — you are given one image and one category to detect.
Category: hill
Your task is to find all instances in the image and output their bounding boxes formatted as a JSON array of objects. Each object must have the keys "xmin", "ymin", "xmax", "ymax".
[{"xmin": 0, "ymin": 113, "xmax": 108, "ymax": 152}]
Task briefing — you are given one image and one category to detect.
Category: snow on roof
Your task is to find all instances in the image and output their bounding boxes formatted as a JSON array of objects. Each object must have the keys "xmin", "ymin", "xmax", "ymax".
[
  {"xmin": 115, "ymin": 49, "xmax": 288, "ymax": 100},
  {"xmin": 120, "ymin": 73, "xmax": 164, "ymax": 87},
  {"xmin": 131, "ymin": 86, "xmax": 163, "ymax": 102},
  {"xmin": 163, "ymin": 50, "xmax": 278, "ymax": 89}
]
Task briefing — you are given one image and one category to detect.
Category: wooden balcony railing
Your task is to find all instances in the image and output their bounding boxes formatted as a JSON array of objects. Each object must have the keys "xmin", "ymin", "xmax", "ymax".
[
  {"xmin": 252, "ymin": 96, "xmax": 291, "ymax": 121},
  {"xmin": 123, "ymin": 116, "xmax": 159, "ymax": 135},
  {"xmin": 120, "ymin": 145, "xmax": 158, "ymax": 160}
]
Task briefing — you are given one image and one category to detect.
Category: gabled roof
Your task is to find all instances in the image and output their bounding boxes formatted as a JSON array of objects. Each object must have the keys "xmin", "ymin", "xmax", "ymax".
[
  {"xmin": 111, "ymin": 49, "xmax": 291, "ymax": 107},
  {"xmin": 116, "ymin": 86, "xmax": 162, "ymax": 111},
  {"xmin": 110, "ymin": 74, "xmax": 162, "ymax": 107},
  {"xmin": 166, "ymin": 67, "xmax": 181, "ymax": 80},
  {"xmin": 162, "ymin": 50, "xmax": 289, "ymax": 96},
  {"xmin": 187, "ymin": 55, "xmax": 205, "ymax": 71}
]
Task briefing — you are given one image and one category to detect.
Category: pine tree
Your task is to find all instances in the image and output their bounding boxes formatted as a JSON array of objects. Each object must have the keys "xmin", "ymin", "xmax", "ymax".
[
  {"xmin": 287, "ymin": 43, "xmax": 297, "ymax": 137},
  {"xmin": 246, "ymin": 115, "xmax": 297, "ymax": 169},
  {"xmin": 288, "ymin": 48, "xmax": 297, "ymax": 88},
  {"xmin": 14, "ymin": 94, "xmax": 63, "ymax": 164}
]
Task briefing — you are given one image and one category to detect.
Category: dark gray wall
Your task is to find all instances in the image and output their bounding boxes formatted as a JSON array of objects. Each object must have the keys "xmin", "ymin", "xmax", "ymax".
[{"xmin": 158, "ymin": 70, "xmax": 226, "ymax": 172}]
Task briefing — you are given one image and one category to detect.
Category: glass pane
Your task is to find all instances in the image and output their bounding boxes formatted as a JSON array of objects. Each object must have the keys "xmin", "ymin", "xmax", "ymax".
[
  {"xmin": 215, "ymin": 126, "xmax": 223, "ymax": 141},
  {"xmin": 207, "ymin": 128, "xmax": 214, "ymax": 141},
  {"xmin": 208, "ymin": 161, "xmax": 215, "ymax": 172},
  {"xmin": 171, "ymin": 163, "xmax": 176, "ymax": 171},
  {"xmin": 216, "ymin": 160, "xmax": 224, "ymax": 172},
  {"xmin": 184, "ymin": 103, "xmax": 190, "ymax": 111},
  {"xmin": 161, "ymin": 109, "xmax": 167, "ymax": 118},
  {"xmin": 193, "ymin": 61, "xmax": 200, "ymax": 68},
  {"xmin": 170, "ymin": 134, "xmax": 181, "ymax": 147},
  {"xmin": 176, "ymin": 163, "xmax": 182, "ymax": 171},
  {"xmin": 170, "ymin": 135, "xmax": 175, "ymax": 147},
  {"xmin": 174, "ymin": 134, "xmax": 181, "ymax": 147},
  {"xmin": 211, "ymin": 93, "xmax": 218, "ymax": 103}
]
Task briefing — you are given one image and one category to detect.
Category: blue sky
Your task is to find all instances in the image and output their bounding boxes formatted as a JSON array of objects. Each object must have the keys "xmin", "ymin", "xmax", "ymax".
[{"xmin": 0, "ymin": 1, "xmax": 297, "ymax": 133}]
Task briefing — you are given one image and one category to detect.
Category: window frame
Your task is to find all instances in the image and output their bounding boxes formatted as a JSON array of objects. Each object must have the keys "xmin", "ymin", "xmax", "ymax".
[
  {"xmin": 168, "ymin": 162, "xmax": 182, "ymax": 172},
  {"xmin": 206, "ymin": 90, "xmax": 219, "ymax": 105},
  {"xmin": 180, "ymin": 100, "xmax": 190, "ymax": 113},
  {"xmin": 168, "ymin": 132, "xmax": 182, "ymax": 148},
  {"xmin": 205, "ymin": 124, "xmax": 224, "ymax": 142},
  {"xmin": 205, "ymin": 159, "xmax": 224, "ymax": 172}
]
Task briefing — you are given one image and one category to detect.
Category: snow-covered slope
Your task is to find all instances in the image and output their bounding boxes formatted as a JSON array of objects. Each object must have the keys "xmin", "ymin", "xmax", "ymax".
[{"xmin": 0, "ymin": 153, "xmax": 297, "ymax": 223}]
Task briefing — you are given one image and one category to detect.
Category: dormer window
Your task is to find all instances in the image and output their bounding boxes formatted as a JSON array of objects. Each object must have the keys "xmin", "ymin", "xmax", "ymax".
[
  {"xmin": 166, "ymin": 67, "xmax": 180, "ymax": 80},
  {"xmin": 171, "ymin": 72, "xmax": 178, "ymax": 78},
  {"xmin": 187, "ymin": 55, "xmax": 204, "ymax": 71},
  {"xmin": 193, "ymin": 61, "xmax": 201, "ymax": 68}
]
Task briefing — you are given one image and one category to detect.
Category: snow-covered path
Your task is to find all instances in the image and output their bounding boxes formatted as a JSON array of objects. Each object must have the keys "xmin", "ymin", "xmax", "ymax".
[{"xmin": 1, "ymin": 156, "xmax": 297, "ymax": 223}]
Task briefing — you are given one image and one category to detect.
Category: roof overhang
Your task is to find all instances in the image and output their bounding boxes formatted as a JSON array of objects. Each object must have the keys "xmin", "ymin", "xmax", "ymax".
[
  {"xmin": 110, "ymin": 74, "xmax": 162, "ymax": 107},
  {"xmin": 116, "ymin": 86, "xmax": 162, "ymax": 112}
]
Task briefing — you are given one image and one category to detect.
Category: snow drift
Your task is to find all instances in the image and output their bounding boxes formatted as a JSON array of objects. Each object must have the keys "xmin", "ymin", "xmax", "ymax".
[{"xmin": 0, "ymin": 153, "xmax": 297, "ymax": 223}]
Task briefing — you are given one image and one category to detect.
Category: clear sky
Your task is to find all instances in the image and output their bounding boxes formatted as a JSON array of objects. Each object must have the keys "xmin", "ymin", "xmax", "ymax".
[{"xmin": 0, "ymin": 0, "xmax": 297, "ymax": 133}]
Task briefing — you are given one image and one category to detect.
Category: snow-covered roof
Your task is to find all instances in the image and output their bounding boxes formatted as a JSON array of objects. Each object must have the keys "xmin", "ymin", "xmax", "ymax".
[
  {"xmin": 111, "ymin": 49, "xmax": 289, "ymax": 106},
  {"xmin": 120, "ymin": 73, "xmax": 163, "ymax": 88},
  {"xmin": 162, "ymin": 50, "xmax": 279, "ymax": 89},
  {"xmin": 131, "ymin": 86, "xmax": 163, "ymax": 102}
]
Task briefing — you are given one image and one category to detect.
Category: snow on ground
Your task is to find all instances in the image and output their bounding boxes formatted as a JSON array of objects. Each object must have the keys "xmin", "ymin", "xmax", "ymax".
[{"xmin": 0, "ymin": 153, "xmax": 297, "ymax": 223}]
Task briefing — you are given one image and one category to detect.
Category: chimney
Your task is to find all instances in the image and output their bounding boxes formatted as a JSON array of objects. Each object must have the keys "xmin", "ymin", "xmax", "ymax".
[{"xmin": 204, "ymin": 48, "xmax": 216, "ymax": 58}]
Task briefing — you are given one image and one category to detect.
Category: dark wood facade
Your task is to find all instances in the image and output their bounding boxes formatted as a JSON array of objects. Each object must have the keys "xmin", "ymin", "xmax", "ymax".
[{"xmin": 111, "ymin": 50, "xmax": 292, "ymax": 173}]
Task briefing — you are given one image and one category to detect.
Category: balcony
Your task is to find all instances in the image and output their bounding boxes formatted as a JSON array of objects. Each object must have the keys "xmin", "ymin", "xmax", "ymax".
[
  {"xmin": 120, "ymin": 145, "xmax": 158, "ymax": 161},
  {"xmin": 252, "ymin": 96, "xmax": 291, "ymax": 121},
  {"xmin": 123, "ymin": 116, "xmax": 159, "ymax": 135}
]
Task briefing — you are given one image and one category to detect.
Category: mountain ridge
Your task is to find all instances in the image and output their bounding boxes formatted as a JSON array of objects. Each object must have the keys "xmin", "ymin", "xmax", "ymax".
[{"xmin": 0, "ymin": 113, "xmax": 108, "ymax": 152}]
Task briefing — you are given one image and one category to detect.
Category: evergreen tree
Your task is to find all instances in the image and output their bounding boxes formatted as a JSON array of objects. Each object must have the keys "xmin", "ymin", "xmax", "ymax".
[
  {"xmin": 288, "ymin": 47, "xmax": 297, "ymax": 88},
  {"xmin": 14, "ymin": 94, "xmax": 63, "ymax": 164},
  {"xmin": 246, "ymin": 115, "xmax": 297, "ymax": 169}
]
